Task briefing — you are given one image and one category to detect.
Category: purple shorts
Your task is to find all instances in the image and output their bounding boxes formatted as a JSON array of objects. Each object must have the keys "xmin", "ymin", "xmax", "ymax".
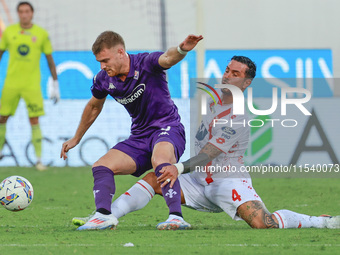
[{"xmin": 112, "ymin": 125, "xmax": 185, "ymax": 177}]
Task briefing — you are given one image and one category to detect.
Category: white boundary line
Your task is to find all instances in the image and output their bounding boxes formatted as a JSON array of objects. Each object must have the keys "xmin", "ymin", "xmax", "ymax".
[{"xmin": 0, "ymin": 243, "xmax": 339, "ymax": 247}]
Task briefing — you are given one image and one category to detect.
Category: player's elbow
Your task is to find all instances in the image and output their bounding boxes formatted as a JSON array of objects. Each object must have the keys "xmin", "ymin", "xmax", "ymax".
[
  {"xmin": 159, "ymin": 51, "xmax": 182, "ymax": 69},
  {"xmin": 87, "ymin": 99, "xmax": 104, "ymax": 114},
  {"xmin": 159, "ymin": 56, "xmax": 173, "ymax": 69}
]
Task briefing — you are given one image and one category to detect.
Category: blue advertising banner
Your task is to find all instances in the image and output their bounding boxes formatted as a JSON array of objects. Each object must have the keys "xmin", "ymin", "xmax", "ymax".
[
  {"xmin": 0, "ymin": 49, "xmax": 333, "ymax": 99},
  {"xmin": 205, "ymin": 49, "xmax": 333, "ymax": 97}
]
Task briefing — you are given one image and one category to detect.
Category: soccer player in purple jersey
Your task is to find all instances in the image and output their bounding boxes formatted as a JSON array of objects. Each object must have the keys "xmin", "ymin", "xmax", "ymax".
[
  {"xmin": 60, "ymin": 31, "xmax": 203, "ymax": 230},
  {"xmin": 72, "ymin": 56, "xmax": 340, "ymax": 230}
]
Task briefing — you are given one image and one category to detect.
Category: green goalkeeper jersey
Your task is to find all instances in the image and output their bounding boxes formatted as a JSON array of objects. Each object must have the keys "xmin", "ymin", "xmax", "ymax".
[{"xmin": 0, "ymin": 23, "xmax": 53, "ymax": 87}]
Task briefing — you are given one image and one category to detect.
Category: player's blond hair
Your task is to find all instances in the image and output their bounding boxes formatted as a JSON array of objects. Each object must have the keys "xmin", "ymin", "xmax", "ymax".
[{"xmin": 92, "ymin": 31, "xmax": 125, "ymax": 55}]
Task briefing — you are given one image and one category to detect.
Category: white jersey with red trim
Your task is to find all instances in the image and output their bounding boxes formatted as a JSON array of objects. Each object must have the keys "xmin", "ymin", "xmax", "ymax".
[{"xmin": 192, "ymin": 98, "xmax": 250, "ymax": 185}]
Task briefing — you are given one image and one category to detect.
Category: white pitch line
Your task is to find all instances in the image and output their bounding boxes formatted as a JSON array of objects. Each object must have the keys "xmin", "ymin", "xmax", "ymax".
[{"xmin": 0, "ymin": 243, "xmax": 339, "ymax": 247}]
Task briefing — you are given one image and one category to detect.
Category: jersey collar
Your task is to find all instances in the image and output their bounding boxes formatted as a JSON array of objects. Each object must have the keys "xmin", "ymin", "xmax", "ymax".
[{"xmin": 126, "ymin": 54, "xmax": 135, "ymax": 78}]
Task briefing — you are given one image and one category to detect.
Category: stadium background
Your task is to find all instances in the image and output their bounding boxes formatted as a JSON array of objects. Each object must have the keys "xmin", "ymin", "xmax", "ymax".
[{"xmin": 0, "ymin": 0, "xmax": 339, "ymax": 168}]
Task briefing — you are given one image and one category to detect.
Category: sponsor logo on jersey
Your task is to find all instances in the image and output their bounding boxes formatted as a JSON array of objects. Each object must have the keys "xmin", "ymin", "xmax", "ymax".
[
  {"xmin": 17, "ymin": 44, "xmax": 29, "ymax": 56},
  {"xmin": 221, "ymin": 133, "xmax": 231, "ymax": 140},
  {"xmin": 161, "ymin": 126, "xmax": 171, "ymax": 131},
  {"xmin": 108, "ymin": 83, "xmax": 116, "ymax": 90},
  {"xmin": 19, "ymin": 30, "xmax": 31, "ymax": 35},
  {"xmin": 134, "ymin": 70, "xmax": 139, "ymax": 80},
  {"xmin": 158, "ymin": 132, "xmax": 169, "ymax": 136},
  {"xmin": 115, "ymin": 84, "xmax": 145, "ymax": 105},
  {"xmin": 216, "ymin": 138, "xmax": 225, "ymax": 144},
  {"xmin": 221, "ymin": 126, "xmax": 236, "ymax": 135}
]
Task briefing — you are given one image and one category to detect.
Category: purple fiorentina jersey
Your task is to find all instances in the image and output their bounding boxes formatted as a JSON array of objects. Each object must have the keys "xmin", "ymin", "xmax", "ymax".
[{"xmin": 91, "ymin": 52, "xmax": 182, "ymax": 137}]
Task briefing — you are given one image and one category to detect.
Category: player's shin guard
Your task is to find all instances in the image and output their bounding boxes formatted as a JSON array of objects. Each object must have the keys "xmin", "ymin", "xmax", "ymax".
[
  {"xmin": 273, "ymin": 209, "xmax": 325, "ymax": 228},
  {"xmin": 92, "ymin": 166, "xmax": 115, "ymax": 215},
  {"xmin": 31, "ymin": 124, "xmax": 42, "ymax": 159},
  {"xmin": 155, "ymin": 163, "xmax": 182, "ymax": 217},
  {"xmin": 111, "ymin": 180, "xmax": 155, "ymax": 218}
]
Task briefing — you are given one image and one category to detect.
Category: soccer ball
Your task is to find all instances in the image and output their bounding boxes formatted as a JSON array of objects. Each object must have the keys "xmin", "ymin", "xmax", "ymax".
[{"xmin": 0, "ymin": 176, "xmax": 34, "ymax": 211}]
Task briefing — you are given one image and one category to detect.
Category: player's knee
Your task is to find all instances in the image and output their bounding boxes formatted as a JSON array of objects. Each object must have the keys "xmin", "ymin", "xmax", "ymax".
[
  {"xmin": 92, "ymin": 161, "xmax": 115, "ymax": 172},
  {"xmin": 92, "ymin": 161, "xmax": 101, "ymax": 169},
  {"xmin": 151, "ymin": 144, "xmax": 177, "ymax": 168},
  {"xmin": 0, "ymin": 115, "xmax": 9, "ymax": 123},
  {"xmin": 142, "ymin": 172, "xmax": 162, "ymax": 195},
  {"xmin": 29, "ymin": 117, "xmax": 39, "ymax": 125},
  {"xmin": 151, "ymin": 157, "xmax": 173, "ymax": 170}
]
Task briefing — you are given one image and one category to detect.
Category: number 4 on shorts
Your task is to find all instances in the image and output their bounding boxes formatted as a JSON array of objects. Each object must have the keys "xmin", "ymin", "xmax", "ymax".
[{"xmin": 232, "ymin": 189, "xmax": 241, "ymax": 201}]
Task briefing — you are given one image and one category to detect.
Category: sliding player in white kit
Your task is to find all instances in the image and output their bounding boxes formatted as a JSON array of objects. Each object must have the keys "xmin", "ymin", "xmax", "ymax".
[{"xmin": 73, "ymin": 56, "xmax": 340, "ymax": 230}]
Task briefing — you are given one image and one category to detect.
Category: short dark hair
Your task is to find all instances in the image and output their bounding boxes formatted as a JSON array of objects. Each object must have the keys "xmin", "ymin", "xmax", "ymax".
[
  {"xmin": 231, "ymin": 55, "xmax": 256, "ymax": 79},
  {"xmin": 17, "ymin": 1, "xmax": 34, "ymax": 12},
  {"xmin": 92, "ymin": 31, "xmax": 125, "ymax": 55}
]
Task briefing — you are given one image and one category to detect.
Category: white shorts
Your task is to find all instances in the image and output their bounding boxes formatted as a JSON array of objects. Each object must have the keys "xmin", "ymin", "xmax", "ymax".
[{"xmin": 179, "ymin": 173, "xmax": 262, "ymax": 220}]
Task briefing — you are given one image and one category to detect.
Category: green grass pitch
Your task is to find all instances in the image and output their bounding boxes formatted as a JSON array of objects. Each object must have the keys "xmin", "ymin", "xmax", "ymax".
[{"xmin": 0, "ymin": 167, "xmax": 339, "ymax": 255}]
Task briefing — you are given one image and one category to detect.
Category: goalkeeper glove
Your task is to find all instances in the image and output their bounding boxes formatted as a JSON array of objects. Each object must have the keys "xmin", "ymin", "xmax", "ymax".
[{"xmin": 49, "ymin": 80, "xmax": 60, "ymax": 104}]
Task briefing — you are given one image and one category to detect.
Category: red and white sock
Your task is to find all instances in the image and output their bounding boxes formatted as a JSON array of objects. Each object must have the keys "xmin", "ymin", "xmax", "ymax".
[
  {"xmin": 273, "ymin": 209, "xmax": 325, "ymax": 228},
  {"xmin": 111, "ymin": 180, "xmax": 155, "ymax": 219}
]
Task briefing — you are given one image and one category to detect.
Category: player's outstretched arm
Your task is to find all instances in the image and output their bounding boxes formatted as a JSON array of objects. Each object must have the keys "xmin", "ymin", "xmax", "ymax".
[
  {"xmin": 60, "ymin": 96, "xmax": 106, "ymax": 159},
  {"xmin": 157, "ymin": 142, "xmax": 222, "ymax": 188},
  {"xmin": 158, "ymin": 34, "xmax": 203, "ymax": 69}
]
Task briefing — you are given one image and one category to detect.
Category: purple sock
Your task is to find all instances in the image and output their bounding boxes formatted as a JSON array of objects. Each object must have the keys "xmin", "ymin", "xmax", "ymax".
[
  {"xmin": 155, "ymin": 163, "xmax": 182, "ymax": 217},
  {"xmin": 92, "ymin": 166, "xmax": 115, "ymax": 214}
]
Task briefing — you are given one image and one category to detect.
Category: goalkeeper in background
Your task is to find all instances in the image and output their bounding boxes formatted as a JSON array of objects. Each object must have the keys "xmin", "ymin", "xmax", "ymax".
[{"xmin": 0, "ymin": 1, "xmax": 59, "ymax": 170}]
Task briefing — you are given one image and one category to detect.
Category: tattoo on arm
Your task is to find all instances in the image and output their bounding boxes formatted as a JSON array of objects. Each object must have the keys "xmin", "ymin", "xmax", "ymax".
[
  {"xmin": 182, "ymin": 153, "xmax": 211, "ymax": 173},
  {"xmin": 181, "ymin": 142, "xmax": 223, "ymax": 174},
  {"xmin": 199, "ymin": 142, "xmax": 223, "ymax": 159}
]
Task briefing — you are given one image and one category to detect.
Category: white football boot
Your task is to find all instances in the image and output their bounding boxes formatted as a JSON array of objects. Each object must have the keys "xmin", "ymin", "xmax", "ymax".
[
  {"xmin": 72, "ymin": 211, "xmax": 95, "ymax": 226},
  {"xmin": 72, "ymin": 216, "xmax": 88, "ymax": 227},
  {"xmin": 157, "ymin": 215, "xmax": 191, "ymax": 230},
  {"xmin": 321, "ymin": 215, "xmax": 340, "ymax": 229},
  {"xmin": 77, "ymin": 212, "xmax": 118, "ymax": 230}
]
